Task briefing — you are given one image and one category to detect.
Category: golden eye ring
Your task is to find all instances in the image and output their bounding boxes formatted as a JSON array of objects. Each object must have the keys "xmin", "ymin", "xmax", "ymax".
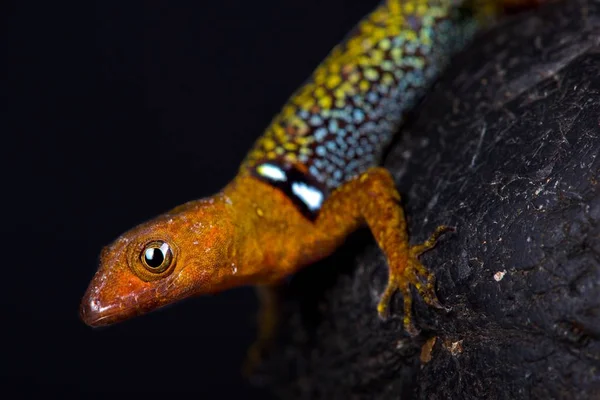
[{"xmin": 130, "ymin": 240, "xmax": 177, "ymax": 281}]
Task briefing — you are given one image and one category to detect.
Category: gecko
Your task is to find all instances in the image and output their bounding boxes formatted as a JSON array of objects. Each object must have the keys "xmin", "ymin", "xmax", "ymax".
[{"xmin": 81, "ymin": 0, "xmax": 542, "ymax": 367}]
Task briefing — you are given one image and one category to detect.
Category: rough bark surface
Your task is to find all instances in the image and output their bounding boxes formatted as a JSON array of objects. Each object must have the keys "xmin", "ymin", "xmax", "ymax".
[{"xmin": 258, "ymin": 1, "xmax": 600, "ymax": 398}]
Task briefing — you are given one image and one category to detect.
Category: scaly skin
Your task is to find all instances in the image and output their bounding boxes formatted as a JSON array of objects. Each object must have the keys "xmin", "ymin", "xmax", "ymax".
[
  {"xmin": 80, "ymin": 0, "xmax": 542, "ymax": 371},
  {"xmin": 243, "ymin": 0, "xmax": 498, "ymax": 190}
]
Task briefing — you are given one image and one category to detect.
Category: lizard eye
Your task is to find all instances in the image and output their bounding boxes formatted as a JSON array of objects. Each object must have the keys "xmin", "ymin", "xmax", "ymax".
[{"xmin": 141, "ymin": 241, "xmax": 173, "ymax": 273}]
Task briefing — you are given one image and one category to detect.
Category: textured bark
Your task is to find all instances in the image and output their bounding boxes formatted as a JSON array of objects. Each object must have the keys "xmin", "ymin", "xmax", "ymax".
[{"xmin": 258, "ymin": 1, "xmax": 600, "ymax": 398}]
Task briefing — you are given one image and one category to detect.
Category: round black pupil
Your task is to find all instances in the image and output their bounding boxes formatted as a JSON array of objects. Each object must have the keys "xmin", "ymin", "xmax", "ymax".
[{"xmin": 144, "ymin": 247, "xmax": 164, "ymax": 269}]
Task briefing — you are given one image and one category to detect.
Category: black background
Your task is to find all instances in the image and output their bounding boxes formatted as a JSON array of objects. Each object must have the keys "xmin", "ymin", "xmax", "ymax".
[{"xmin": 3, "ymin": 0, "xmax": 380, "ymax": 398}]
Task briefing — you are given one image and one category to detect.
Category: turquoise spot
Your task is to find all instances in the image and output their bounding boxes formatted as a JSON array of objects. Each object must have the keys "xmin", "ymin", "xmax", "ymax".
[
  {"xmin": 352, "ymin": 109, "xmax": 365, "ymax": 123},
  {"xmin": 309, "ymin": 115, "xmax": 323, "ymax": 126},
  {"xmin": 328, "ymin": 119, "xmax": 338, "ymax": 133},
  {"xmin": 314, "ymin": 127, "xmax": 328, "ymax": 142}
]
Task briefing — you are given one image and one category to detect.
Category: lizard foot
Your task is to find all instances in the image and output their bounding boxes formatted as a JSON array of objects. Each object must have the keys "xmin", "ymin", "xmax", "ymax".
[
  {"xmin": 242, "ymin": 339, "xmax": 266, "ymax": 379},
  {"xmin": 377, "ymin": 225, "xmax": 454, "ymax": 336}
]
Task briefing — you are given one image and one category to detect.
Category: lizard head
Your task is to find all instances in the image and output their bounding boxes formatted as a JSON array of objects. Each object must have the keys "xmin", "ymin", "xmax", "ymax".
[{"xmin": 80, "ymin": 194, "xmax": 238, "ymax": 327}]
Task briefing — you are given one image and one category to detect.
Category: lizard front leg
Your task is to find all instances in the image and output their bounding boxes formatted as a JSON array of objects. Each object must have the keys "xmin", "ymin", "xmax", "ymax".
[{"xmin": 316, "ymin": 167, "xmax": 452, "ymax": 335}]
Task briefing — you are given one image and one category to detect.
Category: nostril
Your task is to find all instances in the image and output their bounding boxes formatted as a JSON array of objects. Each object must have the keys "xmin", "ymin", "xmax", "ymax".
[
  {"xmin": 79, "ymin": 296, "xmax": 97, "ymax": 326},
  {"xmin": 79, "ymin": 289, "xmax": 106, "ymax": 326},
  {"xmin": 79, "ymin": 290, "xmax": 122, "ymax": 327}
]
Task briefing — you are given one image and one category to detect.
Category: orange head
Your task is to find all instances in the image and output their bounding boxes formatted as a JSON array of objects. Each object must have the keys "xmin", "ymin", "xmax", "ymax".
[{"xmin": 80, "ymin": 194, "xmax": 239, "ymax": 327}]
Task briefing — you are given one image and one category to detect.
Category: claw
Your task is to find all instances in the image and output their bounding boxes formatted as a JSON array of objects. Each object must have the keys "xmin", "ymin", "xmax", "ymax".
[{"xmin": 377, "ymin": 225, "xmax": 454, "ymax": 335}]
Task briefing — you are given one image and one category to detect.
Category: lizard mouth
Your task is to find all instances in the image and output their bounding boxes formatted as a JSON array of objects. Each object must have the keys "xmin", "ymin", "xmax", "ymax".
[
  {"xmin": 79, "ymin": 293, "xmax": 134, "ymax": 327},
  {"xmin": 79, "ymin": 265, "xmax": 187, "ymax": 327},
  {"xmin": 79, "ymin": 304, "xmax": 119, "ymax": 327},
  {"xmin": 79, "ymin": 273, "xmax": 159, "ymax": 327}
]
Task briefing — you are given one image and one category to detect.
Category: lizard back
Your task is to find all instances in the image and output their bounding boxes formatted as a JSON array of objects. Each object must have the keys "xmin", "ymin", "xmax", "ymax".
[{"xmin": 241, "ymin": 0, "xmax": 498, "ymax": 214}]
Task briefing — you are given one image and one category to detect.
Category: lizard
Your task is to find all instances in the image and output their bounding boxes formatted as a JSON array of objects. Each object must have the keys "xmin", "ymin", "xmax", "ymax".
[{"xmin": 80, "ymin": 0, "xmax": 543, "ymax": 370}]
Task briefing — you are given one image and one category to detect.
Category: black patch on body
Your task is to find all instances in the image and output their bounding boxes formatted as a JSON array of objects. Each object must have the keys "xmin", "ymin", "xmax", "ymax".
[{"xmin": 251, "ymin": 162, "xmax": 329, "ymax": 221}]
